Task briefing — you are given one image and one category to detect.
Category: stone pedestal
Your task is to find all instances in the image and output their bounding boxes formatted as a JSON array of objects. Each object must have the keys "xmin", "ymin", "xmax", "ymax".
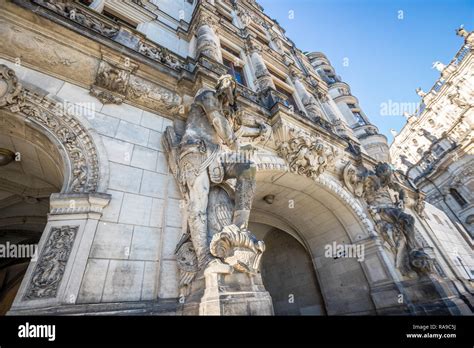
[{"xmin": 199, "ymin": 261, "xmax": 274, "ymax": 315}]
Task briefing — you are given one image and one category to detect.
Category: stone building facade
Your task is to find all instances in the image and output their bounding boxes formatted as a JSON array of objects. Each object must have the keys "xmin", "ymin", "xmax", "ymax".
[
  {"xmin": 0, "ymin": 0, "xmax": 472, "ymax": 315},
  {"xmin": 391, "ymin": 28, "xmax": 474, "ymax": 242}
]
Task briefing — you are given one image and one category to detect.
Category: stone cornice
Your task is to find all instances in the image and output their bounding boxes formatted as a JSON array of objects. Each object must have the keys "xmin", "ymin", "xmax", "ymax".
[{"xmin": 49, "ymin": 192, "xmax": 111, "ymax": 217}]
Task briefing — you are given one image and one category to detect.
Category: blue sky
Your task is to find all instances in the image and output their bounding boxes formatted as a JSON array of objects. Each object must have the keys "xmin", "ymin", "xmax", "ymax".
[{"xmin": 258, "ymin": 0, "xmax": 474, "ymax": 143}]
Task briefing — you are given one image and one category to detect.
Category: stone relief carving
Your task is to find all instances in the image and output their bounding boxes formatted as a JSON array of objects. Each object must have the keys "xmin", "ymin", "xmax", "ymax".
[
  {"xmin": 0, "ymin": 65, "xmax": 100, "ymax": 193},
  {"xmin": 23, "ymin": 225, "xmax": 79, "ymax": 300},
  {"xmin": 163, "ymin": 75, "xmax": 270, "ymax": 294},
  {"xmin": 237, "ymin": 6, "xmax": 266, "ymax": 28},
  {"xmin": 343, "ymin": 162, "xmax": 433, "ymax": 276},
  {"xmin": 33, "ymin": 0, "xmax": 119, "ymax": 37},
  {"xmin": 90, "ymin": 60, "xmax": 136, "ymax": 104},
  {"xmin": 127, "ymin": 76, "xmax": 183, "ymax": 114},
  {"xmin": 0, "ymin": 24, "xmax": 96, "ymax": 85},
  {"xmin": 138, "ymin": 41, "xmax": 185, "ymax": 70},
  {"xmin": 174, "ymin": 234, "xmax": 199, "ymax": 296},
  {"xmin": 277, "ymin": 130, "xmax": 338, "ymax": 179},
  {"xmin": 88, "ymin": 56, "xmax": 183, "ymax": 113}
]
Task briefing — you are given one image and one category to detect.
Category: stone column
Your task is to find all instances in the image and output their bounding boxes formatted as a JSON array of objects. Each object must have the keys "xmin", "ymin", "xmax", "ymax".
[
  {"xmin": 195, "ymin": 13, "xmax": 223, "ymax": 63},
  {"xmin": 245, "ymin": 39, "xmax": 275, "ymax": 92},
  {"xmin": 289, "ymin": 67, "xmax": 323, "ymax": 122}
]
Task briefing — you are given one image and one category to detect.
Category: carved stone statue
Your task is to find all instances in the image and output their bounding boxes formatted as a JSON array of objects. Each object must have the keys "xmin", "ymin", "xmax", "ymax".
[
  {"xmin": 416, "ymin": 87, "xmax": 427, "ymax": 98},
  {"xmin": 163, "ymin": 75, "xmax": 271, "ymax": 296},
  {"xmin": 343, "ymin": 162, "xmax": 433, "ymax": 275}
]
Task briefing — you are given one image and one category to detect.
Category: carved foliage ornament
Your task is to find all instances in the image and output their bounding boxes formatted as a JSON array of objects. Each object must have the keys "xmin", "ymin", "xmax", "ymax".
[
  {"xmin": 23, "ymin": 225, "xmax": 79, "ymax": 300},
  {"xmin": 138, "ymin": 42, "xmax": 185, "ymax": 70},
  {"xmin": 90, "ymin": 60, "xmax": 136, "ymax": 104},
  {"xmin": 0, "ymin": 65, "xmax": 100, "ymax": 193},
  {"xmin": 277, "ymin": 130, "xmax": 338, "ymax": 178}
]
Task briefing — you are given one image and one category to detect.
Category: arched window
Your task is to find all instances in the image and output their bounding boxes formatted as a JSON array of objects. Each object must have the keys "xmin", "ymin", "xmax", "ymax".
[{"xmin": 450, "ymin": 188, "xmax": 468, "ymax": 207}]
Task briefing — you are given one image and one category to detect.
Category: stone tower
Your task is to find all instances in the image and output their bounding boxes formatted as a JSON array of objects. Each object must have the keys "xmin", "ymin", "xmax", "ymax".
[{"xmin": 307, "ymin": 52, "xmax": 390, "ymax": 162}]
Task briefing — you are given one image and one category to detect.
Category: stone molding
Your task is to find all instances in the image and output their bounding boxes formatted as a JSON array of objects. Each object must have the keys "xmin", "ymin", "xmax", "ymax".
[
  {"xmin": 49, "ymin": 192, "xmax": 111, "ymax": 216},
  {"xmin": 0, "ymin": 64, "xmax": 101, "ymax": 193}
]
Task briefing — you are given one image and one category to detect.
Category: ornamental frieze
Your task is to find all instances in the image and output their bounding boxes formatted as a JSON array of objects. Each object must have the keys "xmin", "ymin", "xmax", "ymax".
[
  {"xmin": 33, "ymin": 0, "xmax": 119, "ymax": 37},
  {"xmin": 138, "ymin": 41, "xmax": 186, "ymax": 70}
]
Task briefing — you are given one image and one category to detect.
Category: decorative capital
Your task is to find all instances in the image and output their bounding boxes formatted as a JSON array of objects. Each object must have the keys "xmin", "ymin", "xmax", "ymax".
[
  {"xmin": 196, "ymin": 12, "xmax": 219, "ymax": 31},
  {"xmin": 289, "ymin": 66, "xmax": 304, "ymax": 81},
  {"xmin": 245, "ymin": 37, "xmax": 262, "ymax": 54}
]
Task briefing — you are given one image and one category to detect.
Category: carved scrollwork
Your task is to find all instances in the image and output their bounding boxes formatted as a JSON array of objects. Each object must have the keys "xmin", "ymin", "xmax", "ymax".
[
  {"xmin": 342, "ymin": 162, "xmax": 365, "ymax": 197},
  {"xmin": 277, "ymin": 131, "xmax": 338, "ymax": 178},
  {"xmin": 175, "ymin": 233, "xmax": 199, "ymax": 296},
  {"xmin": 0, "ymin": 65, "xmax": 100, "ymax": 193},
  {"xmin": 23, "ymin": 225, "xmax": 79, "ymax": 300},
  {"xmin": 138, "ymin": 41, "xmax": 185, "ymax": 70},
  {"xmin": 0, "ymin": 65, "xmax": 22, "ymax": 107},
  {"xmin": 127, "ymin": 76, "xmax": 183, "ymax": 114},
  {"xmin": 90, "ymin": 60, "xmax": 136, "ymax": 105},
  {"xmin": 210, "ymin": 224, "xmax": 265, "ymax": 274}
]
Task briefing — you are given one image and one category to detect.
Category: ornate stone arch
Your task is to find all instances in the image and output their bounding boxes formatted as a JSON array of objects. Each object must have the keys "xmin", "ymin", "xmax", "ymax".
[
  {"xmin": 252, "ymin": 149, "xmax": 377, "ymax": 238},
  {"xmin": 0, "ymin": 64, "xmax": 107, "ymax": 193}
]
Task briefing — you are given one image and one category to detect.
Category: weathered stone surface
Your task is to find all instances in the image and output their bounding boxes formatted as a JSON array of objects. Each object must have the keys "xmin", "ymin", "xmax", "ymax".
[
  {"xmin": 102, "ymin": 260, "xmax": 145, "ymax": 302},
  {"xmin": 90, "ymin": 223, "xmax": 133, "ymax": 259}
]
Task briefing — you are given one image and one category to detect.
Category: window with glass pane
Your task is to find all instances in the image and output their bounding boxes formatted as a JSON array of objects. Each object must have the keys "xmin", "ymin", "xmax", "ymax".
[
  {"xmin": 353, "ymin": 112, "xmax": 367, "ymax": 125},
  {"xmin": 276, "ymin": 86, "xmax": 298, "ymax": 111},
  {"xmin": 223, "ymin": 58, "xmax": 246, "ymax": 86}
]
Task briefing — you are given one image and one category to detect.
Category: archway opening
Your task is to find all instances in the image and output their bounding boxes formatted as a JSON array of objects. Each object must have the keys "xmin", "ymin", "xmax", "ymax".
[
  {"xmin": 0, "ymin": 113, "xmax": 64, "ymax": 314},
  {"xmin": 250, "ymin": 168, "xmax": 376, "ymax": 315},
  {"xmin": 250, "ymin": 222, "xmax": 326, "ymax": 315}
]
